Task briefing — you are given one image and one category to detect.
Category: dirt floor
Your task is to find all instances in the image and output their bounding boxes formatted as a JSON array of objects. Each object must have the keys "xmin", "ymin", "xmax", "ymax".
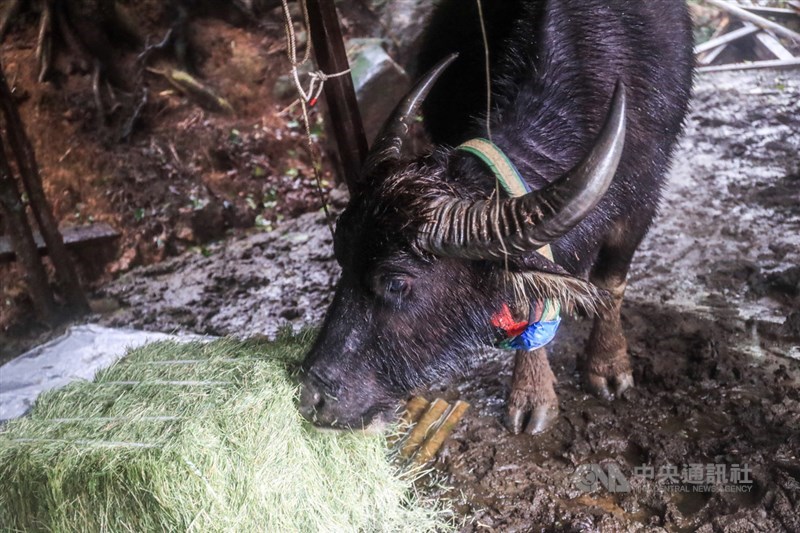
[
  {"xmin": 0, "ymin": 1, "xmax": 342, "ymax": 351},
  {"xmin": 2, "ymin": 2, "xmax": 799, "ymax": 531}
]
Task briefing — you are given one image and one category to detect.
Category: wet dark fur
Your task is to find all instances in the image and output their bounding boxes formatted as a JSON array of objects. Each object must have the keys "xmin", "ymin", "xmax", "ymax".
[
  {"xmin": 300, "ymin": 0, "xmax": 694, "ymax": 428},
  {"xmin": 419, "ymin": 0, "xmax": 694, "ymax": 276}
]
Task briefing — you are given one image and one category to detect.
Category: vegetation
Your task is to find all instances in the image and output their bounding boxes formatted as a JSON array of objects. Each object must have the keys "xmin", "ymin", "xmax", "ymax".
[{"xmin": 0, "ymin": 333, "xmax": 452, "ymax": 532}]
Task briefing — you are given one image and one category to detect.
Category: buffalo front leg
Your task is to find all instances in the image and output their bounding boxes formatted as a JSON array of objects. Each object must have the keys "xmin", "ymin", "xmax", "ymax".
[
  {"xmin": 582, "ymin": 224, "xmax": 643, "ymax": 400},
  {"xmin": 583, "ymin": 279, "xmax": 634, "ymax": 400},
  {"xmin": 507, "ymin": 347, "xmax": 559, "ymax": 435}
]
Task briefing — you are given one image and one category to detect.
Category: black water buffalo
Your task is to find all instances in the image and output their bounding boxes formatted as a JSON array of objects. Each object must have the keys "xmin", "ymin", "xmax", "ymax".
[{"xmin": 299, "ymin": 0, "xmax": 694, "ymax": 434}]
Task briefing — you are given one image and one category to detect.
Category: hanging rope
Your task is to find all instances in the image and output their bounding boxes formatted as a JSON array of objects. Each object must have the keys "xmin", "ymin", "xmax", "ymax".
[
  {"xmin": 474, "ymin": 0, "xmax": 509, "ymax": 266},
  {"xmin": 304, "ymin": 68, "xmax": 352, "ymax": 108},
  {"xmin": 280, "ymin": 0, "xmax": 335, "ymax": 240},
  {"xmin": 475, "ymin": 0, "xmax": 492, "ymax": 141}
]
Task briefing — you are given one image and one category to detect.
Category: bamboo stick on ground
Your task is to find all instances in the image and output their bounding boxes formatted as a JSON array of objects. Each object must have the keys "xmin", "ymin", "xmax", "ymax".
[
  {"xmin": 694, "ymin": 23, "xmax": 760, "ymax": 55},
  {"xmin": 150, "ymin": 67, "xmax": 234, "ymax": 114},
  {"xmin": 387, "ymin": 396, "xmax": 429, "ymax": 447},
  {"xmin": 741, "ymin": 6, "xmax": 798, "ymax": 22},
  {"xmin": 754, "ymin": 32, "xmax": 795, "ymax": 60},
  {"xmin": 401, "ymin": 397, "xmax": 431, "ymax": 427},
  {"xmin": 411, "ymin": 401, "xmax": 470, "ymax": 466},
  {"xmin": 697, "ymin": 15, "xmax": 733, "ymax": 66},
  {"xmin": 399, "ymin": 398, "xmax": 449, "ymax": 459}
]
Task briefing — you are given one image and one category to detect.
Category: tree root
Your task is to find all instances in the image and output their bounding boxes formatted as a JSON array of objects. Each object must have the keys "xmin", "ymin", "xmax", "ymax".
[
  {"xmin": 91, "ymin": 59, "xmax": 104, "ymax": 123},
  {"xmin": 119, "ymin": 87, "xmax": 147, "ymax": 142},
  {"xmin": 5, "ymin": 0, "xmax": 244, "ymax": 140},
  {"xmin": 35, "ymin": 0, "xmax": 54, "ymax": 82},
  {"xmin": 149, "ymin": 67, "xmax": 234, "ymax": 114}
]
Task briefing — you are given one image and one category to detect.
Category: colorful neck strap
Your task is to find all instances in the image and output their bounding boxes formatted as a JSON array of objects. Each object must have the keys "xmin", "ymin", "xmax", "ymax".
[{"xmin": 457, "ymin": 138, "xmax": 562, "ymax": 351}]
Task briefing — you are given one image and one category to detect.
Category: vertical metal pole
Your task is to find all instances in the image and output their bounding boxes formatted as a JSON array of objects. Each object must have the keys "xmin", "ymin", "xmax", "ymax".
[{"xmin": 305, "ymin": 0, "xmax": 369, "ymax": 183}]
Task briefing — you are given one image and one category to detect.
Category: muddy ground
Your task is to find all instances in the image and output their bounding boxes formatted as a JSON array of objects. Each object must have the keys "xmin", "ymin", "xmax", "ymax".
[
  {"xmin": 2, "ymin": 2, "xmax": 799, "ymax": 528},
  {"xmin": 88, "ymin": 70, "xmax": 800, "ymax": 531},
  {"xmin": 0, "ymin": 1, "xmax": 347, "ymax": 344}
]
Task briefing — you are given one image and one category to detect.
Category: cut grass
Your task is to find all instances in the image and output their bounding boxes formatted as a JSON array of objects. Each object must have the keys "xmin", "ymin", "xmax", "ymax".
[{"xmin": 0, "ymin": 332, "xmax": 453, "ymax": 532}]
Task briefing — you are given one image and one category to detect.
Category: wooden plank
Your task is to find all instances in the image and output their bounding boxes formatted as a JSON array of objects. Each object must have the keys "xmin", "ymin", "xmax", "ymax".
[
  {"xmin": 0, "ymin": 223, "xmax": 119, "ymax": 262},
  {"xmin": 754, "ymin": 32, "xmax": 795, "ymax": 60},
  {"xmin": 703, "ymin": 0, "xmax": 800, "ymax": 44},
  {"xmin": 698, "ymin": 57, "xmax": 800, "ymax": 72},
  {"xmin": 695, "ymin": 23, "xmax": 760, "ymax": 55}
]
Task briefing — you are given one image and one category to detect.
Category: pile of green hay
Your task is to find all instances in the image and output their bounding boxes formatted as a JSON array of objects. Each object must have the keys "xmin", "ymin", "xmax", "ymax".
[{"xmin": 0, "ymin": 333, "xmax": 452, "ymax": 532}]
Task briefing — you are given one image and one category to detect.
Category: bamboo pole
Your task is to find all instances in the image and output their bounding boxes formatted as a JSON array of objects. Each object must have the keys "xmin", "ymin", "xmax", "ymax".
[
  {"xmin": 305, "ymin": 0, "xmax": 368, "ymax": 185},
  {"xmin": 411, "ymin": 401, "xmax": 469, "ymax": 466},
  {"xmin": 0, "ymin": 62, "xmax": 89, "ymax": 314},
  {"xmin": 399, "ymin": 398, "xmax": 449, "ymax": 459},
  {"xmin": 698, "ymin": 57, "xmax": 800, "ymax": 72},
  {"xmin": 694, "ymin": 24, "xmax": 760, "ymax": 55},
  {"xmin": 0, "ymin": 133, "xmax": 56, "ymax": 323},
  {"xmin": 703, "ymin": 0, "xmax": 800, "ymax": 44},
  {"xmin": 741, "ymin": 6, "xmax": 798, "ymax": 21},
  {"xmin": 754, "ymin": 32, "xmax": 795, "ymax": 60},
  {"xmin": 400, "ymin": 396, "xmax": 431, "ymax": 427},
  {"xmin": 387, "ymin": 396, "xmax": 430, "ymax": 448}
]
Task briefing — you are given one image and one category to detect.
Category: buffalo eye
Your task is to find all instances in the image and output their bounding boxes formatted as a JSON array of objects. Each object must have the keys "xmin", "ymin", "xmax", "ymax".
[{"xmin": 383, "ymin": 276, "xmax": 411, "ymax": 299}]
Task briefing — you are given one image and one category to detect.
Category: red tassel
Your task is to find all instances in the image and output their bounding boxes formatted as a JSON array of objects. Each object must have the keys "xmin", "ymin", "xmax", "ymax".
[{"xmin": 491, "ymin": 303, "xmax": 528, "ymax": 338}]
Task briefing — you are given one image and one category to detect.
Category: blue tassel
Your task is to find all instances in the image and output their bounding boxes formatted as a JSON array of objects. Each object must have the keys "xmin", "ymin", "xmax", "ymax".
[{"xmin": 502, "ymin": 317, "xmax": 562, "ymax": 351}]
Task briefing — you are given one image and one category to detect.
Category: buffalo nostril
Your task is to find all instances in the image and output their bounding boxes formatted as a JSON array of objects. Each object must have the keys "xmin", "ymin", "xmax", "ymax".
[{"xmin": 298, "ymin": 380, "xmax": 325, "ymax": 420}]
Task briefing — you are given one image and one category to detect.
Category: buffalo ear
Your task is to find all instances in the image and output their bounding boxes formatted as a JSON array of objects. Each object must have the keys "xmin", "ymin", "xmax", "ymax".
[
  {"xmin": 506, "ymin": 252, "xmax": 571, "ymax": 276},
  {"xmin": 503, "ymin": 253, "xmax": 612, "ymax": 316}
]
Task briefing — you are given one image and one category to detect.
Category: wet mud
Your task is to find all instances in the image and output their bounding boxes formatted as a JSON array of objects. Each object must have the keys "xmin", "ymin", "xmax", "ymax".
[
  {"xmin": 96, "ymin": 70, "xmax": 800, "ymax": 531},
  {"xmin": 429, "ymin": 303, "xmax": 799, "ymax": 532}
]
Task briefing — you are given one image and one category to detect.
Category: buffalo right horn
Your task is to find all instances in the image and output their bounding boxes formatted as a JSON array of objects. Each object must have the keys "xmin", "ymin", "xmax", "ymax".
[{"xmin": 417, "ymin": 80, "xmax": 627, "ymax": 260}]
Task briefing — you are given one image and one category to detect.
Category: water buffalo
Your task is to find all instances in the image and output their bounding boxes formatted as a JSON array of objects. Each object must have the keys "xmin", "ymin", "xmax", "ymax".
[{"xmin": 299, "ymin": 0, "xmax": 694, "ymax": 434}]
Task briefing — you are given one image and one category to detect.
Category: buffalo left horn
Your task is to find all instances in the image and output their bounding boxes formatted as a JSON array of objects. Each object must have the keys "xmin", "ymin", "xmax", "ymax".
[
  {"xmin": 358, "ymin": 53, "xmax": 459, "ymax": 186},
  {"xmin": 417, "ymin": 80, "xmax": 627, "ymax": 260}
]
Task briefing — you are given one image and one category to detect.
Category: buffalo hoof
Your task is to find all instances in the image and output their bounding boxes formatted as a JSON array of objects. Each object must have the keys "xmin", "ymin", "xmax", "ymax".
[
  {"xmin": 506, "ymin": 396, "xmax": 559, "ymax": 435},
  {"xmin": 584, "ymin": 371, "xmax": 634, "ymax": 401}
]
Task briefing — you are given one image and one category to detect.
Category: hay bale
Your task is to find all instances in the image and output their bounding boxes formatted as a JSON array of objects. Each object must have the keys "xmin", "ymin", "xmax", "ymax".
[{"xmin": 0, "ymin": 333, "xmax": 451, "ymax": 532}]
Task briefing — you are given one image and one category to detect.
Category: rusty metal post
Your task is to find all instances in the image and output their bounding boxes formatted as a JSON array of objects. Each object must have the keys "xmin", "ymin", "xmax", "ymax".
[
  {"xmin": 0, "ymin": 62, "xmax": 89, "ymax": 315},
  {"xmin": 305, "ymin": 0, "xmax": 369, "ymax": 183}
]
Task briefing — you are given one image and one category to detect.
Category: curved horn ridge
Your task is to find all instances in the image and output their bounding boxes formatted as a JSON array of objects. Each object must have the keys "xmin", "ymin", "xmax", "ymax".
[{"xmin": 418, "ymin": 80, "xmax": 627, "ymax": 259}]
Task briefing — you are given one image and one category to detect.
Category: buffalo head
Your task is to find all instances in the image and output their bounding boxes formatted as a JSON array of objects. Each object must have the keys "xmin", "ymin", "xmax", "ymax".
[{"xmin": 298, "ymin": 55, "xmax": 626, "ymax": 429}]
